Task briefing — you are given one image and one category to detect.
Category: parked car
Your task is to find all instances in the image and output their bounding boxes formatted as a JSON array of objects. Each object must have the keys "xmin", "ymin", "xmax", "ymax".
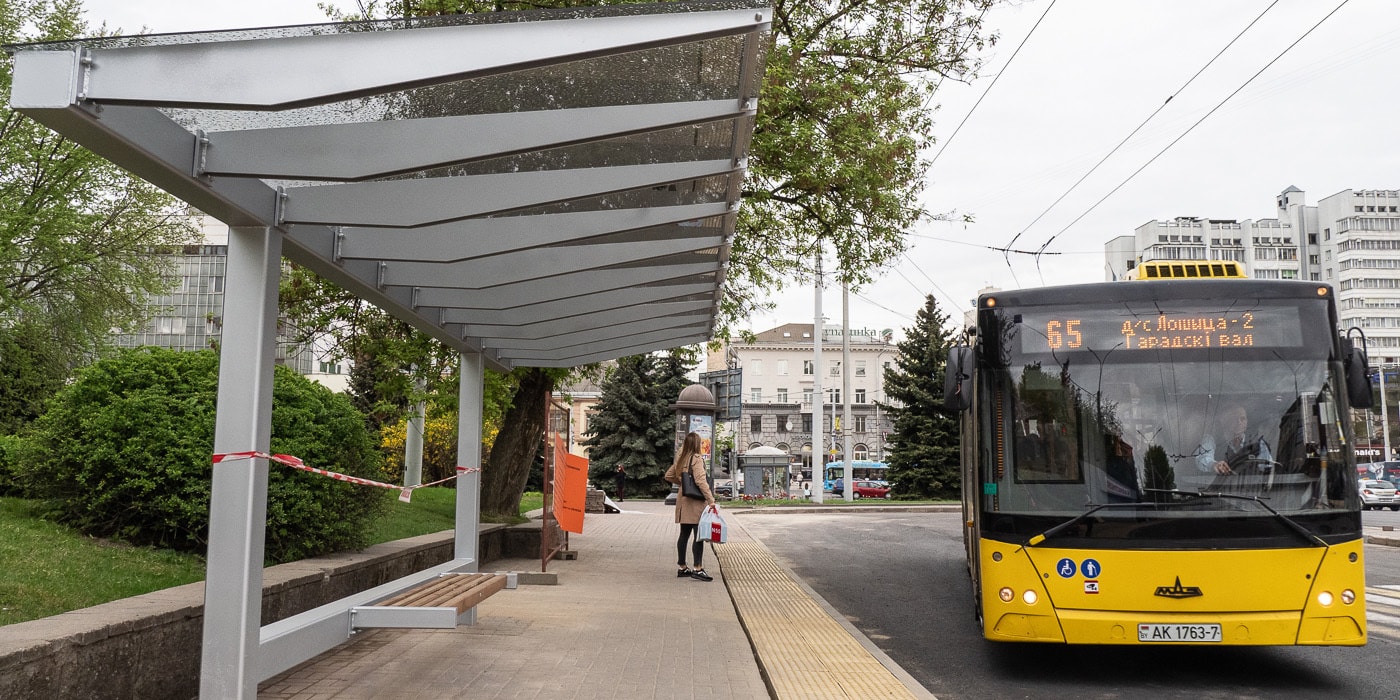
[
  {"xmin": 1358, "ymin": 478, "xmax": 1400, "ymax": 510},
  {"xmin": 850, "ymin": 480, "xmax": 891, "ymax": 499},
  {"xmin": 713, "ymin": 480, "xmax": 734, "ymax": 499}
]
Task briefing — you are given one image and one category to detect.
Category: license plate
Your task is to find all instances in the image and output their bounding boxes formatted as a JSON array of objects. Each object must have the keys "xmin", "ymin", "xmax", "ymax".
[{"xmin": 1138, "ymin": 623, "xmax": 1222, "ymax": 642}]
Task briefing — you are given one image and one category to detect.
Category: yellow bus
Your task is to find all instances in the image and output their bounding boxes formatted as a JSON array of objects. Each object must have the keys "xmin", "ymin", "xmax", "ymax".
[
  {"xmin": 1124, "ymin": 260, "xmax": 1247, "ymax": 280},
  {"xmin": 944, "ymin": 279, "xmax": 1373, "ymax": 645}
]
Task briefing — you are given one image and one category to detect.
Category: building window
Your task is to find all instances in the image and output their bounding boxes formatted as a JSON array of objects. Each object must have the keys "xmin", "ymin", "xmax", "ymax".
[
  {"xmin": 828, "ymin": 388, "xmax": 841, "ymax": 404},
  {"xmin": 829, "ymin": 361, "xmax": 841, "ymax": 376},
  {"xmin": 777, "ymin": 388, "xmax": 788, "ymax": 403},
  {"xmin": 803, "ymin": 389, "xmax": 813, "ymax": 406},
  {"xmin": 855, "ymin": 389, "xmax": 866, "ymax": 403},
  {"xmin": 802, "ymin": 414, "xmax": 813, "ymax": 433},
  {"xmin": 749, "ymin": 359, "xmax": 763, "ymax": 376},
  {"xmin": 855, "ymin": 360, "xmax": 867, "ymax": 377},
  {"xmin": 751, "ymin": 387, "xmax": 762, "ymax": 402},
  {"xmin": 777, "ymin": 416, "xmax": 789, "ymax": 433},
  {"xmin": 751, "ymin": 414, "xmax": 763, "ymax": 433},
  {"xmin": 854, "ymin": 416, "xmax": 867, "ymax": 432},
  {"xmin": 803, "ymin": 360, "xmax": 814, "ymax": 375},
  {"xmin": 776, "ymin": 359, "xmax": 788, "ymax": 375},
  {"xmin": 853, "ymin": 444, "xmax": 869, "ymax": 461}
]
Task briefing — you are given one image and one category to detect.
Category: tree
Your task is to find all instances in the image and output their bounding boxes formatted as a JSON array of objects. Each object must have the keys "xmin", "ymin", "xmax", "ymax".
[
  {"xmin": 581, "ymin": 355, "xmax": 665, "ymax": 497},
  {"xmin": 1, "ymin": 0, "xmax": 200, "ymax": 368},
  {"xmin": 480, "ymin": 366, "xmax": 570, "ymax": 518},
  {"xmin": 883, "ymin": 294, "xmax": 960, "ymax": 498}
]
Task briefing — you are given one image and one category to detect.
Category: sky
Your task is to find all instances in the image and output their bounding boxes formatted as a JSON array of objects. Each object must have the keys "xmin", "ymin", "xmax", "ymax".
[{"xmin": 76, "ymin": 0, "xmax": 1400, "ymax": 340}]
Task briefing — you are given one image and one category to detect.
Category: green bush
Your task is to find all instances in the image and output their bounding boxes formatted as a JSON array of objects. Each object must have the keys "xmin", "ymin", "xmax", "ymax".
[
  {"xmin": 17, "ymin": 347, "xmax": 385, "ymax": 564},
  {"xmin": 0, "ymin": 434, "xmax": 24, "ymax": 496}
]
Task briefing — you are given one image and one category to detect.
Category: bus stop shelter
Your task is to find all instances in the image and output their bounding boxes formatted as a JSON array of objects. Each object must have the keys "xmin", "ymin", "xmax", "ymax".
[{"xmin": 7, "ymin": 2, "xmax": 770, "ymax": 697}]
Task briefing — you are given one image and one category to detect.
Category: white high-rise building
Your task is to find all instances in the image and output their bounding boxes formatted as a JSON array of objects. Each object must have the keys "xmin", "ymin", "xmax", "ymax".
[
  {"xmin": 1105, "ymin": 186, "xmax": 1400, "ymax": 363},
  {"xmin": 1321, "ymin": 188, "xmax": 1400, "ymax": 363}
]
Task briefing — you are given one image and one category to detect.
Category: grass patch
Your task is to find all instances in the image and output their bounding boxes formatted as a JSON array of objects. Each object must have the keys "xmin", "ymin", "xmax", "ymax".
[
  {"xmin": 1, "ymin": 490, "xmax": 548, "ymax": 627},
  {"xmin": 0, "ymin": 498, "xmax": 205, "ymax": 627}
]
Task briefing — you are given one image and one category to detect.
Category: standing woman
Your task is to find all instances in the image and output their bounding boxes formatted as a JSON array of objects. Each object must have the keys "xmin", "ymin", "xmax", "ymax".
[{"xmin": 664, "ymin": 432, "xmax": 716, "ymax": 581}]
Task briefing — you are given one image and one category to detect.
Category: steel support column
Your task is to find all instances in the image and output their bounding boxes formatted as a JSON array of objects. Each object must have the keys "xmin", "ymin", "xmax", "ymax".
[
  {"xmin": 201, "ymin": 226, "xmax": 283, "ymax": 699},
  {"xmin": 455, "ymin": 351, "xmax": 485, "ymax": 623}
]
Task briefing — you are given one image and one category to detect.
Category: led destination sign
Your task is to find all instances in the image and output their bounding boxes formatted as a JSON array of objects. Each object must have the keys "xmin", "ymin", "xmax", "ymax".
[{"xmin": 1021, "ymin": 307, "xmax": 1304, "ymax": 353}]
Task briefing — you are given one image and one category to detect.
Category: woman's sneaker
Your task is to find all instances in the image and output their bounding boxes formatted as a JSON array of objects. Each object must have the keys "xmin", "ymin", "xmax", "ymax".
[
  {"xmin": 677, "ymin": 567, "xmax": 693, "ymax": 578},
  {"xmin": 690, "ymin": 569, "xmax": 714, "ymax": 582}
]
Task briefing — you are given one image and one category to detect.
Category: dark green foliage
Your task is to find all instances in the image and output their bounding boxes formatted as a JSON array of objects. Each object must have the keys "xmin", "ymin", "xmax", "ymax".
[
  {"xmin": 0, "ymin": 434, "xmax": 23, "ymax": 495},
  {"xmin": 582, "ymin": 352, "xmax": 695, "ymax": 498},
  {"xmin": 16, "ymin": 347, "xmax": 385, "ymax": 564},
  {"xmin": 0, "ymin": 321, "xmax": 70, "ymax": 435},
  {"xmin": 883, "ymin": 295, "xmax": 961, "ymax": 499}
]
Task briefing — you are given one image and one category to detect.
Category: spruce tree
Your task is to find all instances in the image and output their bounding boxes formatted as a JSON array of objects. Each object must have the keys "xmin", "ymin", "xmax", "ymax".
[
  {"xmin": 652, "ymin": 347, "xmax": 699, "ymax": 466},
  {"xmin": 884, "ymin": 294, "xmax": 961, "ymax": 499},
  {"xmin": 581, "ymin": 354, "xmax": 669, "ymax": 497}
]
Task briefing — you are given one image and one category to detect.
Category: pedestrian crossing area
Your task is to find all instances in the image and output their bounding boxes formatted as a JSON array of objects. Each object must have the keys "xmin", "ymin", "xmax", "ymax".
[{"xmin": 1367, "ymin": 585, "xmax": 1400, "ymax": 642}]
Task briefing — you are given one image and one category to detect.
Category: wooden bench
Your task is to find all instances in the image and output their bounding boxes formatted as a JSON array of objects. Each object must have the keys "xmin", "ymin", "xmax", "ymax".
[{"xmin": 350, "ymin": 572, "xmax": 509, "ymax": 629}]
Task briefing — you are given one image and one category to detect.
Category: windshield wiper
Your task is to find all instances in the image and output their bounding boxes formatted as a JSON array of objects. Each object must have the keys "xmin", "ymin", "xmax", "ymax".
[
  {"xmin": 1143, "ymin": 488, "xmax": 1326, "ymax": 547},
  {"xmin": 1026, "ymin": 502, "xmax": 1158, "ymax": 546}
]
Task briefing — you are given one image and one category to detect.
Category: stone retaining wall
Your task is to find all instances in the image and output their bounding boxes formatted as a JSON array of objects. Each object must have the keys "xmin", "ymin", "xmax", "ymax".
[{"xmin": 0, "ymin": 522, "xmax": 540, "ymax": 700}]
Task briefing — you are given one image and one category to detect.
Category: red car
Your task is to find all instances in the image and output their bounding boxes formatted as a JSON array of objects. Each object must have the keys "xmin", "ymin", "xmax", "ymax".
[{"xmin": 850, "ymin": 480, "xmax": 890, "ymax": 499}]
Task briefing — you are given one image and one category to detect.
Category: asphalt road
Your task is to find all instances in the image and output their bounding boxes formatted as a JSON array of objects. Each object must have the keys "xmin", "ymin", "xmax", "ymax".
[{"xmin": 738, "ymin": 509, "xmax": 1400, "ymax": 700}]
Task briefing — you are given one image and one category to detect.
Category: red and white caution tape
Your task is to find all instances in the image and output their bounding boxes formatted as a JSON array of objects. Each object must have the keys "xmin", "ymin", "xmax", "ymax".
[{"xmin": 212, "ymin": 451, "xmax": 481, "ymax": 504}]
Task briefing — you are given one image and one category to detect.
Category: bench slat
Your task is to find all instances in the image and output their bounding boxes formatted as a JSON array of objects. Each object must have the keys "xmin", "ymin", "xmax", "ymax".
[{"xmin": 377, "ymin": 573, "xmax": 503, "ymax": 614}]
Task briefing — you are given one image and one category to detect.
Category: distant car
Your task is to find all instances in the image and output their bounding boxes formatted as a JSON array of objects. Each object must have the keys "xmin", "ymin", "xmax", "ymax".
[
  {"xmin": 713, "ymin": 480, "xmax": 734, "ymax": 499},
  {"xmin": 850, "ymin": 480, "xmax": 891, "ymax": 499},
  {"xmin": 1358, "ymin": 479, "xmax": 1400, "ymax": 510}
]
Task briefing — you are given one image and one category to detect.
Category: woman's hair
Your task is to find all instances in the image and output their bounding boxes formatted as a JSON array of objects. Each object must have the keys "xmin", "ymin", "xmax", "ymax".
[{"xmin": 674, "ymin": 432, "xmax": 702, "ymax": 468}]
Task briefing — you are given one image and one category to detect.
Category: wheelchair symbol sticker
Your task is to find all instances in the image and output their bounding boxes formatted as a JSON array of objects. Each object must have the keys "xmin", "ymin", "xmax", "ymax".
[
  {"xmin": 1056, "ymin": 558, "xmax": 1076, "ymax": 578},
  {"xmin": 1080, "ymin": 558, "xmax": 1102, "ymax": 578}
]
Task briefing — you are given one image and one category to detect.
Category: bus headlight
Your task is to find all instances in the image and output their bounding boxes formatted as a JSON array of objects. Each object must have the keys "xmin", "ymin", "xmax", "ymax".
[
  {"xmin": 1022, "ymin": 590, "xmax": 1038, "ymax": 605},
  {"xmin": 1341, "ymin": 589, "xmax": 1356, "ymax": 605},
  {"xmin": 1317, "ymin": 591, "xmax": 1334, "ymax": 607},
  {"xmin": 999, "ymin": 587, "xmax": 1014, "ymax": 603}
]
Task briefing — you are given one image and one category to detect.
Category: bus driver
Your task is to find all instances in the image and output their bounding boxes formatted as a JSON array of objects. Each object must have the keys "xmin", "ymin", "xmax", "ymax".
[{"xmin": 1197, "ymin": 403, "xmax": 1273, "ymax": 476}]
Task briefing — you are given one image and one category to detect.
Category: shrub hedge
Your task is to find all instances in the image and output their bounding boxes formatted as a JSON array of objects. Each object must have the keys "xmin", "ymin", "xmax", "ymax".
[{"xmin": 16, "ymin": 347, "xmax": 386, "ymax": 564}]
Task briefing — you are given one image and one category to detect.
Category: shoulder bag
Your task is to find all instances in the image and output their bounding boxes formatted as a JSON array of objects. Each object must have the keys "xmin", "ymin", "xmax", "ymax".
[{"xmin": 680, "ymin": 464, "xmax": 705, "ymax": 500}]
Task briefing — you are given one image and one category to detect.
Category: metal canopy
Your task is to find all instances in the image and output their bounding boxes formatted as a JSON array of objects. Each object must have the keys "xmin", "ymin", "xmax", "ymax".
[{"xmin": 8, "ymin": 1, "xmax": 771, "ymax": 370}]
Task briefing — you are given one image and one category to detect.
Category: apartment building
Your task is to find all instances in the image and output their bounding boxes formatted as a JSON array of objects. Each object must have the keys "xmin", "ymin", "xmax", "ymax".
[{"xmin": 706, "ymin": 323, "xmax": 899, "ymax": 473}]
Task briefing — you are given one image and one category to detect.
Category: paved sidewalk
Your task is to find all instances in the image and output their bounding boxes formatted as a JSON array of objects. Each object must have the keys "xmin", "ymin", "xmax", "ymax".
[{"xmin": 259, "ymin": 501, "xmax": 770, "ymax": 699}]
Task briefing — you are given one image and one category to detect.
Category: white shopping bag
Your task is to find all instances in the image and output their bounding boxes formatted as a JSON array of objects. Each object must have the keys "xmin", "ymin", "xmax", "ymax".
[{"xmin": 698, "ymin": 504, "xmax": 728, "ymax": 544}]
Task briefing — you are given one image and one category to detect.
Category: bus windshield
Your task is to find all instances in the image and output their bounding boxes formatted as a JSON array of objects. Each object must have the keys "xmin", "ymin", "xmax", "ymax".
[{"xmin": 977, "ymin": 294, "xmax": 1361, "ymax": 545}]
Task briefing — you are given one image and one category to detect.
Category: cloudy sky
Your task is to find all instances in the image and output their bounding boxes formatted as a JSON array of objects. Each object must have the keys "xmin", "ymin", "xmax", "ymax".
[{"xmin": 77, "ymin": 0, "xmax": 1400, "ymax": 339}]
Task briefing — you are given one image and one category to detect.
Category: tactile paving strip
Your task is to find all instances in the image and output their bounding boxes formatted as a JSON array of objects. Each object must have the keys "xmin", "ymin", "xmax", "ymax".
[{"xmin": 715, "ymin": 540, "xmax": 919, "ymax": 699}]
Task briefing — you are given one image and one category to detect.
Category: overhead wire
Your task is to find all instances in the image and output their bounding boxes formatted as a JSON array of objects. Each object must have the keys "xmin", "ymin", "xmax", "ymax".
[
  {"xmin": 1030, "ymin": 0, "xmax": 1352, "ymax": 260},
  {"xmin": 1003, "ymin": 0, "xmax": 1282, "ymax": 255},
  {"xmin": 900, "ymin": 252, "xmax": 969, "ymax": 315},
  {"xmin": 927, "ymin": 0, "xmax": 1058, "ymax": 171}
]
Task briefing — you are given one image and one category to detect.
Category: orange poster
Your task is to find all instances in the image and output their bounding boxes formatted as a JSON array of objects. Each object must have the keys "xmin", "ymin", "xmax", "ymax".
[{"xmin": 553, "ymin": 437, "xmax": 588, "ymax": 534}]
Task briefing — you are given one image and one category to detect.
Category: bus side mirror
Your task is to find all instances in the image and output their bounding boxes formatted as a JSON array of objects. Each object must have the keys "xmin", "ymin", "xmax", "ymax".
[
  {"xmin": 1342, "ymin": 336, "xmax": 1372, "ymax": 409},
  {"xmin": 943, "ymin": 346, "xmax": 973, "ymax": 412}
]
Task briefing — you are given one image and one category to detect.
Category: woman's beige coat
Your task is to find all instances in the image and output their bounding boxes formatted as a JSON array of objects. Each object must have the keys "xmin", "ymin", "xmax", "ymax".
[{"xmin": 664, "ymin": 454, "xmax": 714, "ymax": 524}]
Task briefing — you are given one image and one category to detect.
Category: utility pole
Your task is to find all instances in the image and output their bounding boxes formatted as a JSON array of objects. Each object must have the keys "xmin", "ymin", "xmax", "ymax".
[
  {"xmin": 811, "ymin": 252, "xmax": 824, "ymax": 504},
  {"xmin": 842, "ymin": 281, "xmax": 853, "ymax": 501}
]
